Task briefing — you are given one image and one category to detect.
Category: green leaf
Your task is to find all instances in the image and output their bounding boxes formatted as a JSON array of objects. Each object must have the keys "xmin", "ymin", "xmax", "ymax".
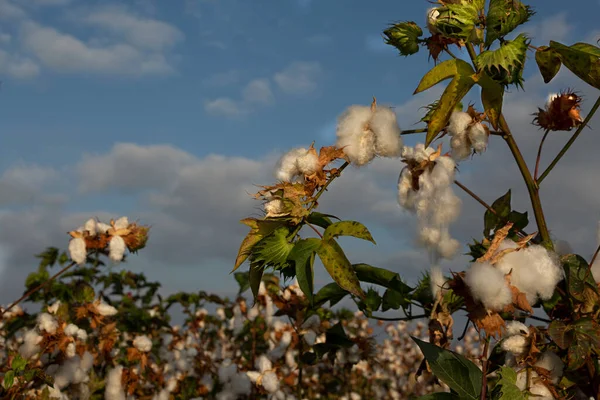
[
  {"xmin": 250, "ymin": 227, "xmax": 294, "ymax": 269},
  {"xmin": 548, "ymin": 320, "xmax": 573, "ymax": 350},
  {"xmin": 485, "ymin": 0, "xmax": 534, "ymax": 48},
  {"xmin": 326, "ymin": 322, "xmax": 354, "ymax": 348},
  {"xmin": 3, "ymin": 370, "xmax": 14, "ymax": 389},
  {"xmin": 317, "ymin": 240, "xmax": 365, "ymax": 299},
  {"xmin": 233, "ymin": 218, "xmax": 286, "ymax": 272},
  {"xmin": 535, "ymin": 46, "xmax": 562, "ymax": 83},
  {"xmin": 549, "ymin": 41, "xmax": 600, "ymax": 89},
  {"xmin": 364, "ymin": 288, "xmax": 382, "ymax": 312},
  {"xmin": 383, "ymin": 21, "xmax": 423, "ymax": 56},
  {"xmin": 323, "ymin": 221, "xmax": 376, "ymax": 244},
  {"xmin": 11, "ymin": 354, "xmax": 27, "ymax": 372},
  {"xmin": 477, "ymin": 71, "xmax": 504, "ymax": 130},
  {"xmin": 425, "ymin": 61, "xmax": 477, "ymax": 146},
  {"xmin": 415, "ymin": 59, "xmax": 461, "ymax": 94},
  {"xmin": 413, "ymin": 337, "xmax": 482, "ymax": 399},
  {"xmin": 353, "ymin": 263, "xmax": 413, "ymax": 293},
  {"xmin": 288, "ymin": 238, "xmax": 321, "ymax": 304},
  {"xmin": 562, "ymin": 254, "xmax": 597, "ymax": 302},
  {"xmin": 381, "ymin": 288, "xmax": 408, "ymax": 312},
  {"xmin": 35, "ymin": 247, "xmax": 59, "ymax": 269},
  {"xmin": 490, "ymin": 366, "xmax": 526, "ymax": 400},
  {"xmin": 234, "ymin": 272, "xmax": 250, "ymax": 294},
  {"xmin": 306, "ymin": 212, "xmax": 339, "ymax": 229},
  {"xmin": 476, "ymin": 34, "xmax": 529, "ymax": 88},
  {"xmin": 314, "ymin": 283, "xmax": 349, "ymax": 307},
  {"xmin": 483, "ymin": 190, "xmax": 511, "ymax": 238},
  {"xmin": 249, "ymin": 262, "xmax": 265, "ymax": 304},
  {"xmin": 434, "ymin": 2, "xmax": 482, "ymax": 41}
]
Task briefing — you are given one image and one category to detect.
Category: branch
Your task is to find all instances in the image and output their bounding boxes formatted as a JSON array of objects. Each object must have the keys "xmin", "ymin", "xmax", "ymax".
[
  {"xmin": 480, "ymin": 335, "xmax": 491, "ymax": 400},
  {"xmin": 537, "ymin": 95, "xmax": 600, "ymax": 184},
  {"xmin": 590, "ymin": 243, "xmax": 600, "ymax": 268},
  {"xmin": 369, "ymin": 314, "xmax": 427, "ymax": 321},
  {"xmin": 401, "ymin": 128, "xmax": 427, "ymax": 135},
  {"xmin": 534, "ymin": 129, "xmax": 550, "ymax": 183},
  {"xmin": 0, "ymin": 261, "xmax": 76, "ymax": 317}
]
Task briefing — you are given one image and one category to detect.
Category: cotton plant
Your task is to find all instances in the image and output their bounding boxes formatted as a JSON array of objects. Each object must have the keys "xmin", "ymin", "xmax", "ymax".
[{"xmin": 446, "ymin": 108, "xmax": 490, "ymax": 161}]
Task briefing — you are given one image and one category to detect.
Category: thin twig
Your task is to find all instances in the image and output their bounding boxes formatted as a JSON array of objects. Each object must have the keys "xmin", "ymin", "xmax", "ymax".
[
  {"xmin": 534, "ymin": 129, "xmax": 550, "ymax": 183},
  {"xmin": 401, "ymin": 128, "xmax": 427, "ymax": 135},
  {"xmin": 0, "ymin": 261, "xmax": 76, "ymax": 317},
  {"xmin": 590, "ymin": 243, "xmax": 600, "ymax": 268},
  {"xmin": 369, "ymin": 314, "xmax": 427, "ymax": 322},
  {"xmin": 306, "ymin": 223, "xmax": 323, "ymax": 238},
  {"xmin": 538, "ymin": 95, "xmax": 600, "ymax": 184},
  {"xmin": 524, "ymin": 314, "xmax": 552, "ymax": 324}
]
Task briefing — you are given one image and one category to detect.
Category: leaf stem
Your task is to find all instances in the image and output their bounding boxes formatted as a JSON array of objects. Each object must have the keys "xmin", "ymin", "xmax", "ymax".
[
  {"xmin": 0, "ymin": 261, "xmax": 76, "ymax": 317},
  {"xmin": 401, "ymin": 128, "xmax": 427, "ymax": 135},
  {"xmin": 466, "ymin": 43, "xmax": 478, "ymax": 66},
  {"xmin": 306, "ymin": 223, "xmax": 323, "ymax": 238},
  {"xmin": 534, "ymin": 129, "xmax": 550, "ymax": 182},
  {"xmin": 590, "ymin": 243, "xmax": 600, "ymax": 268},
  {"xmin": 480, "ymin": 335, "xmax": 490, "ymax": 400},
  {"xmin": 369, "ymin": 313, "xmax": 427, "ymax": 321},
  {"xmin": 537, "ymin": 95, "xmax": 600, "ymax": 184}
]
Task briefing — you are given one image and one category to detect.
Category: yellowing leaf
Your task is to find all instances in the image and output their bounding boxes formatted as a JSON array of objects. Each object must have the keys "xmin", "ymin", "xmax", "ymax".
[
  {"xmin": 550, "ymin": 41, "xmax": 600, "ymax": 89},
  {"xmin": 323, "ymin": 221, "xmax": 376, "ymax": 244},
  {"xmin": 477, "ymin": 72, "xmax": 504, "ymax": 130},
  {"xmin": 317, "ymin": 239, "xmax": 365, "ymax": 299},
  {"xmin": 233, "ymin": 219, "xmax": 285, "ymax": 272}
]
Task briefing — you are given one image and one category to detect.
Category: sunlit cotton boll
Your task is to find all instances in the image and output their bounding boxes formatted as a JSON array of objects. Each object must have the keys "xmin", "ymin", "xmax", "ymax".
[
  {"xmin": 133, "ymin": 335, "xmax": 153, "ymax": 352},
  {"xmin": 275, "ymin": 148, "xmax": 307, "ymax": 182},
  {"xmin": 370, "ymin": 106, "xmax": 403, "ymax": 157},
  {"xmin": 37, "ymin": 313, "xmax": 58, "ymax": 334},
  {"xmin": 535, "ymin": 351, "xmax": 564, "ymax": 383},
  {"xmin": 468, "ymin": 123, "xmax": 488, "ymax": 153},
  {"xmin": 436, "ymin": 229, "xmax": 461, "ymax": 259},
  {"xmin": 68, "ymin": 238, "xmax": 87, "ymax": 265},
  {"xmin": 430, "ymin": 266, "xmax": 445, "ymax": 299},
  {"xmin": 95, "ymin": 302, "xmax": 117, "ymax": 316},
  {"xmin": 105, "ymin": 366, "xmax": 126, "ymax": 400},
  {"xmin": 426, "ymin": 7, "xmax": 440, "ymax": 34},
  {"xmin": 109, "ymin": 235, "xmax": 126, "ymax": 262},
  {"xmin": 261, "ymin": 371, "xmax": 279, "ymax": 393},
  {"xmin": 448, "ymin": 111, "xmax": 472, "ymax": 137},
  {"xmin": 336, "ymin": 105, "xmax": 377, "ymax": 166},
  {"xmin": 464, "ymin": 262, "xmax": 512, "ymax": 311},
  {"xmin": 296, "ymin": 149, "xmax": 320, "ymax": 175}
]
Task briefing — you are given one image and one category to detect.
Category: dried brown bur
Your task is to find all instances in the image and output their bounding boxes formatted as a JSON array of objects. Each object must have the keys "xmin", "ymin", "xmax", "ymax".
[
  {"xmin": 68, "ymin": 221, "xmax": 150, "ymax": 254},
  {"xmin": 533, "ymin": 90, "xmax": 583, "ymax": 131},
  {"xmin": 449, "ymin": 222, "xmax": 537, "ymax": 337},
  {"xmin": 402, "ymin": 144, "xmax": 444, "ymax": 192}
]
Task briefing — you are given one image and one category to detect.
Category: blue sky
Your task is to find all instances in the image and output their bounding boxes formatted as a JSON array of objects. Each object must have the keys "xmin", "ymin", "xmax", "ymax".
[{"xmin": 0, "ymin": 0, "xmax": 599, "ymax": 306}]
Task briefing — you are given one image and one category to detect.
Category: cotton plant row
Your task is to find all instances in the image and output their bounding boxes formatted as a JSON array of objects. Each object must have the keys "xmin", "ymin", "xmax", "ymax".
[{"xmin": 0, "ymin": 256, "xmax": 482, "ymax": 400}]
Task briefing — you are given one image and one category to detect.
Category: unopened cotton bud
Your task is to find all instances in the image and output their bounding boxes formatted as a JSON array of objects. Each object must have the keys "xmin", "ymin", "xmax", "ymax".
[
  {"xmin": 109, "ymin": 235, "xmax": 126, "ymax": 262},
  {"xmin": 426, "ymin": 8, "xmax": 440, "ymax": 34},
  {"xmin": 69, "ymin": 238, "xmax": 87, "ymax": 265}
]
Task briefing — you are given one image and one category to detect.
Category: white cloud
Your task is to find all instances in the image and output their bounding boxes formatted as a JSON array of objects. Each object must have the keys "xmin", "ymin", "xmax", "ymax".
[
  {"xmin": 0, "ymin": 164, "xmax": 60, "ymax": 206},
  {"xmin": 20, "ymin": 20, "xmax": 176, "ymax": 76},
  {"xmin": 205, "ymin": 78, "xmax": 273, "ymax": 117},
  {"xmin": 0, "ymin": 0, "xmax": 25, "ymax": 19},
  {"xmin": 204, "ymin": 97, "xmax": 247, "ymax": 117},
  {"xmin": 0, "ymin": 32, "xmax": 11, "ymax": 44},
  {"xmin": 523, "ymin": 13, "xmax": 572, "ymax": 44},
  {"xmin": 274, "ymin": 61, "xmax": 322, "ymax": 94},
  {"xmin": 80, "ymin": 5, "xmax": 184, "ymax": 51},
  {"xmin": 242, "ymin": 78, "xmax": 273, "ymax": 105},
  {"xmin": 202, "ymin": 69, "xmax": 241, "ymax": 87},
  {"xmin": 0, "ymin": 49, "xmax": 40, "ymax": 78}
]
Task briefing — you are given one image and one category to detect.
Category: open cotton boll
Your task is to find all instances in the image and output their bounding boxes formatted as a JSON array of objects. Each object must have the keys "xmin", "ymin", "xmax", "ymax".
[
  {"xmin": 418, "ymin": 225, "xmax": 442, "ymax": 247},
  {"xmin": 68, "ymin": 238, "xmax": 87, "ymax": 265},
  {"xmin": 430, "ymin": 266, "xmax": 445, "ymax": 299},
  {"xmin": 535, "ymin": 351, "xmax": 564, "ymax": 383},
  {"xmin": 261, "ymin": 371, "xmax": 279, "ymax": 393},
  {"xmin": 37, "ymin": 313, "xmax": 58, "ymax": 334},
  {"xmin": 448, "ymin": 111, "xmax": 472, "ymax": 136},
  {"xmin": 133, "ymin": 335, "xmax": 153, "ymax": 352},
  {"xmin": 429, "ymin": 186, "xmax": 461, "ymax": 225},
  {"xmin": 336, "ymin": 106, "xmax": 377, "ymax": 166},
  {"xmin": 296, "ymin": 150, "xmax": 320, "ymax": 175},
  {"xmin": 264, "ymin": 199, "xmax": 286, "ymax": 218},
  {"xmin": 19, "ymin": 330, "xmax": 42, "ymax": 359},
  {"xmin": 97, "ymin": 222, "xmax": 111, "ymax": 234},
  {"xmin": 464, "ymin": 262, "xmax": 512, "ymax": 311},
  {"xmin": 450, "ymin": 134, "xmax": 472, "ymax": 161},
  {"xmin": 339, "ymin": 129, "xmax": 376, "ymax": 166},
  {"xmin": 114, "ymin": 216, "xmax": 129, "ymax": 230},
  {"xmin": 256, "ymin": 355, "xmax": 272, "ymax": 373},
  {"xmin": 437, "ymin": 230, "xmax": 461, "ymax": 259},
  {"xmin": 397, "ymin": 169, "xmax": 416, "ymax": 210},
  {"xmin": 84, "ymin": 218, "xmax": 97, "ymax": 235},
  {"xmin": 275, "ymin": 148, "xmax": 306, "ymax": 182},
  {"xmin": 109, "ymin": 235, "xmax": 126, "ymax": 262},
  {"xmin": 105, "ymin": 366, "xmax": 126, "ymax": 400},
  {"xmin": 430, "ymin": 156, "xmax": 456, "ymax": 187},
  {"xmin": 426, "ymin": 7, "xmax": 440, "ymax": 34},
  {"xmin": 468, "ymin": 123, "xmax": 488, "ymax": 153},
  {"xmin": 95, "ymin": 302, "xmax": 118, "ymax": 316},
  {"xmin": 505, "ymin": 321, "xmax": 529, "ymax": 336},
  {"xmin": 370, "ymin": 107, "xmax": 403, "ymax": 157},
  {"xmin": 502, "ymin": 335, "xmax": 529, "ymax": 356}
]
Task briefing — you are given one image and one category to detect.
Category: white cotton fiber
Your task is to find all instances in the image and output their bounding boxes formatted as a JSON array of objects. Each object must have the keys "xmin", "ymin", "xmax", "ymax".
[
  {"xmin": 370, "ymin": 107, "xmax": 403, "ymax": 157},
  {"xmin": 464, "ymin": 262, "xmax": 512, "ymax": 311}
]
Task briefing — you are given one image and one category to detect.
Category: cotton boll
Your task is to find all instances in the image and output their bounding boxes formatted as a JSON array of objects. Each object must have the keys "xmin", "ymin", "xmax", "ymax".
[
  {"xmin": 37, "ymin": 313, "xmax": 58, "ymax": 334},
  {"xmin": 261, "ymin": 371, "xmax": 279, "ymax": 393},
  {"xmin": 448, "ymin": 111, "xmax": 472, "ymax": 136},
  {"xmin": 76, "ymin": 329, "xmax": 88, "ymax": 341},
  {"xmin": 450, "ymin": 135, "xmax": 472, "ymax": 161},
  {"xmin": 370, "ymin": 107, "xmax": 403, "ymax": 157},
  {"xmin": 430, "ymin": 156, "xmax": 456, "ymax": 187},
  {"xmin": 47, "ymin": 301, "xmax": 61, "ymax": 315},
  {"xmin": 19, "ymin": 330, "xmax": 42, "ymax": 359},
  {"xmin": 430, "ymin": 266, "xmax": 445, "ymax": 299},
  {"xmin": 426, "ymin": 8, "xmax": 440, "ymax": 34},
  {"xmin": 275, "ymin": 148, "xmax": 307, "ymax": 182},
  {"xmin": 105, "ymin": 366, "xmax": 126, "ymax": 400},
  {"xmin": 264, "ymin": 199, "xmax": 285, "ymax": 218},
  {"xmin": 468, "ymin": 123, "xmax": 488, "ymax": 153},
  {"xmin": 535, "ymin": 351, "xmax": 564, "ymax": 383},
  {"xmin": 218, "ymin": 362, "xmax": 237, "ymax": 383},
  {"xmin": 64, "ymin": 324, "xmax": 79, "ymax": 337},
  {"xmin": 109, "ymin": 235, "xmax": 126, "ymax": 262},
  {"xmin": 336, "ymin": 106, "xmax": 377, "ymax": 166},
  {"xmin": 133, "ymin": 335, "xmax": 153, "ymax": 352},
  {"xmin": 97, "ymin": 222, "xmax": 111, "ymax": 234},
  {"xmin": 257, "ymin": 355, "xmax": 272, "ymax": 373},
  {"xmin": 529, "ymin": 381, "xmax": 554, "ymax": 399},
  {"xmin": 502, "ymin": 335, "xmax": 529, "ymax": 356},
  {"xmin": 464, "ymin": 262, "xmax": 512, "ymax": 311},
  {"xmin": 418, "ymin": 224, "xmax": 442, "ymax": 247},
  {"xmin": 505, "ymin": 321, "xmax": 529, "ymax": 336},
  {"xmin": 114, "ymin": 217, "xmax": 129, "ymax": 230},
  {"xmin": 430, "ymin": 186, "xmax": 461, "ymax": 225},
  {"xmin": 397, "ymin": 169, "xmax": 415, "ymax": 210},
  {"xmin": 336, "ymin": 105, "xmax": 372, "ymax": 140},
  {"xmin": 95, "ymin": 302, "xmax": 118, "ymax": 316},
  {"xmin": 296, "ymin": 150, "xmax": 320, "ymax": 175},
  {"xmin": 65, "ymin": 343, "xmax": 76, "ymax": 358},
  {"xmin": 69, "ymin": 238, "xmax": 87, "ymax": 265}
]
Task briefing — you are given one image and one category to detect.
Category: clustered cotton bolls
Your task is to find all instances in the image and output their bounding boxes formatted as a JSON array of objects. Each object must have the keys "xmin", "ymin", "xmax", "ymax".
[
  {"xmin": 67, "ymin": 216, "xmax": 149, "ymax": 265},
  {"xmin": 247, "ymin": 355, "xmax": 280, "ymax": 394},
  {"xmin": 447, "ymin": 111, "xmax": 489, "ymax": 161},
  {"xmin": 336, "ymin": 102, "xmax": 403, "ymax": 166},
  {"xmin": 494, "ymin": 240, "xmax": 563, "ymax": 305},
  {"xmin": 275, "ymin": 147, "xmax": 320, "ymax": 183},
  {"xmin": 397, "ymin": 144, "xmax": 461, "ymax": 259}
]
